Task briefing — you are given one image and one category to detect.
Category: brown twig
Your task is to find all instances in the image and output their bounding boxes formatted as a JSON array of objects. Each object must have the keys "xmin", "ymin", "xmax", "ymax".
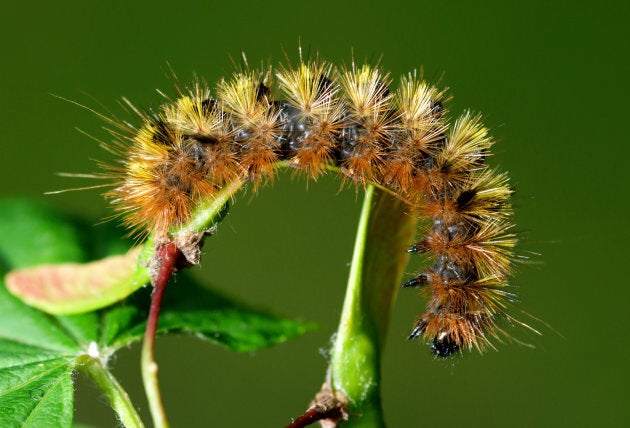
[
  {"xmin": 286, "ymin": 382, "xmax": 348, "ymax": 428},
  {"xmin": 286, "ymin": 404, "xmax": 344, "ymax": 428}
]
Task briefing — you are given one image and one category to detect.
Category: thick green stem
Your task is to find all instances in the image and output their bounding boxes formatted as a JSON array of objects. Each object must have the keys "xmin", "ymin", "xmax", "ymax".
[
  {"xmin": 329, "ymin": 185, "xmax": 417, "ymax": 427},
  {"xmin": 172, "ymin": 179, "xmax": 242, "ymax": 235},
  {"xmin": 77, "ymin": 354, "xmax": 145, "ymax": 428}
]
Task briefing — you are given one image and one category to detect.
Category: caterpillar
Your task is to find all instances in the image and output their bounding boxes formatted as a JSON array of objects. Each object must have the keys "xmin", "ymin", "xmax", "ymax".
[{"xmin": 102, "ymin": 53, "xmax": 519, "ymax": 357}]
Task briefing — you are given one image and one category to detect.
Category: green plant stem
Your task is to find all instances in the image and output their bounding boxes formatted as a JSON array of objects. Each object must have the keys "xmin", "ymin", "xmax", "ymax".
[
  {"xmin": 329, "ymin": 185, "xmax": 418, "ymax": 427},
  {"xmin": 77, "ymin": 354, "xmax": 145, "ymax": 428},
  {"xmin": 173, "ymin": 179, "xmax": 243, "ymax": 235}
]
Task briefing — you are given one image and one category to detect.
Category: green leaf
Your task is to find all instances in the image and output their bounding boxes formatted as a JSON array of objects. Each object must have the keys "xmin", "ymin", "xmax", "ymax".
[
  {"xmin": 101, "ymin": 274, "xmax": 316, "ymax": 352},
  {"xmin": 0, "ymin": 283, "xmax": 79, "ymax": 354},
  {"xmin": 0, "ymin": 340, "xmax": 74, "ymax": 428},
  {"xmin": 55, "ymin": 313, "xmax": 100, "ymax": 347},
  {"xmin": 0, "ymin": 199, "xmax": 84, "ymax": 270},
  {"xmin": 5, "ymin": 248, "xmax": 150, "ymax": 315},
  {"xmin": 0, "ymin": 271, "xmax": 79, "ymax": 427}
]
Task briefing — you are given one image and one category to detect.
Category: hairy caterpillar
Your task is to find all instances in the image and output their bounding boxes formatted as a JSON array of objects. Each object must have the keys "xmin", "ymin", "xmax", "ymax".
[{"xmin": 101, "ymin": 53, "xmax": 520, "ymax": 357}]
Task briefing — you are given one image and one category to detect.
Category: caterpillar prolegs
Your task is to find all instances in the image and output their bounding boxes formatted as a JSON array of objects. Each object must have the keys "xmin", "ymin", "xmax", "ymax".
[{"xmin": 105, "ymin": 55, "xmax": 520, "ymax": 357}]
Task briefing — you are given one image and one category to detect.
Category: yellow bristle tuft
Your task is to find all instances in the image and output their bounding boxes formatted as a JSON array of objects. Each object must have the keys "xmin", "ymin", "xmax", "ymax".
[
  {"xmin": 217, "ymin": 70, "xmax": 272, "ymax": 124},
  {"xmin": 338, "ymin": 63, "xmax": 392, "ymax": 118},
  {"xmin": 457, "ymin": 169, "xmax": 513, "ymax": 219},
  {"xmin": 434, "ymin": 112, "xmax": 493, "ymax": 182},
  {"xmin": 276, "ymin": 60, "xmax": 345, "ymax": 178},
  {"xmin": 165, "ymin": 85, "xmax": 241, "ymax": 186},
  {"xmin": 336, "ymin": 64, "xmax": 395, "ymax": 183},
  {"xmin": 276, "ymin": 61, "xmax": 337, "ymax": 117},
  {"xmin": 217, "ymin": 70, "xmax": 281, "ymax": 182},
  {"xmin": 465, "ymin": 220, "xmax": 517, "ymax": 278},
  {"xmin": 396, "ymin": 72, "xmax": 446, "ymax": 133}
]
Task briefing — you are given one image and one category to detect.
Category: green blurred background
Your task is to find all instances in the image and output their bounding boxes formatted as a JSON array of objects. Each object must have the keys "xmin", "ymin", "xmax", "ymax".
[{"xmin": 1, "ymin": 1, "xmax": 628, "ymax": 426}]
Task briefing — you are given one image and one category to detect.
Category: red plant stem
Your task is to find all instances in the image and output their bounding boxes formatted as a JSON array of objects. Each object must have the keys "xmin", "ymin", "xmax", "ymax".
[
  {"xmin": 142, "ymin": 242, "xmax": 181, "ymax": 428},
  {"xmin": 286, "ymin": 406, "xmax": 343, "ymax": 428}
]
